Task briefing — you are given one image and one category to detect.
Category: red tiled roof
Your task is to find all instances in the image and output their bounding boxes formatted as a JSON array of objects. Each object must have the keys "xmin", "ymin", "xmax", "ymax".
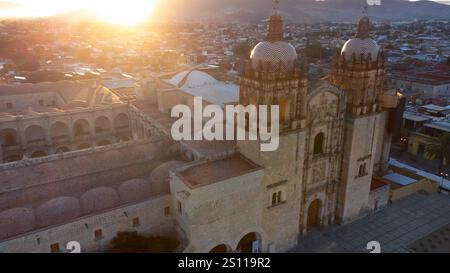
[
  {"xmin": 179, "ymin": 154, "xmax": 262, "ymax": 188},
  {"xmin": 371, "ymin": 177, "xmax": 388, "ymax": 191}
]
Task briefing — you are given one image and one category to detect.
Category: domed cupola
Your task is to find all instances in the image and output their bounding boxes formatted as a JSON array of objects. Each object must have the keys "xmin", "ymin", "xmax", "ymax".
[
  {"xmin": 250, "ymin": 8, "xmax": 297, "ymax": 71},
  {"xmin": 329, "ymin": 14, "xmax": 386, "ymax": 116},
  {"xmin": 341, "ymin": 16, "xmax": 381, "ymax": 60},
  {"xmin": 239, "ymin": 3, "xmax": 308, "ymax": 132}
]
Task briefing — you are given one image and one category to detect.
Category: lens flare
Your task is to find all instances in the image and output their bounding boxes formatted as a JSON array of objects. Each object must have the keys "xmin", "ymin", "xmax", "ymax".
[{"xmin": 91, "ymin": 0, "xmax": 158, "ymax": 26}]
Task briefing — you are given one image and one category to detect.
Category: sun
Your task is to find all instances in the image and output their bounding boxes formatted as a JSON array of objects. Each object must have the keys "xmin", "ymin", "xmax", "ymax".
[{"xmin": 92, "ymin": 0, "xmax": 158, "ymax": 26}]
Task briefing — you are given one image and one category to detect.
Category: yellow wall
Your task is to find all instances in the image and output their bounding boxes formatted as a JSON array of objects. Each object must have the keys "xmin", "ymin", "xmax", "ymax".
[{"xmin": 389, "ymin": 179, "xmax": 439, "ymax": 202}]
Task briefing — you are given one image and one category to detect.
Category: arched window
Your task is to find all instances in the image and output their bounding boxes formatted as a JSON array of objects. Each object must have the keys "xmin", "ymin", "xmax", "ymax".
[
  {"xmin": 280, "ymin": 99, "xmax": 290, "ymax": 124},
  {"xmin": 236, "ymin": 232, "xmax": 262, "ymax": 253},
  {"xmin": 31, "ymin": 151, "xmax": 48, "ymax": 158},
  {"xmin": 271, "ymin": 191, "xmax": 283, "ymax": 206},
  {"xmin": 209, "ymin": 244, "xmax": 231, "ymax": 253},
  {"xmin": 4, "ymin": 133, "xmax": 16, "ymax": 146},
  {"xmin": 74, "ymin": 119, "xmax": 90, "ymax": 137},
  {"xmin": 307, "ymin": 199, "xmax": 321, "ymax": 229},
  {"xmin": 358, "ymin": 163, "xmax": 367, "ymax": 177},
  {"xmin": 1, "ymin": 129, "xmax": 19, "ymax": 147},
  {"xmin": 313, "ymin": 132, "xmax": 325, "ymax": 155},
  {"xmin": 50, "ymin": 122, "xmax": 69, "ymax": 141},
  {"xmin": 94, "ymin": 116, "xmax": 111, "ymax": 134}
]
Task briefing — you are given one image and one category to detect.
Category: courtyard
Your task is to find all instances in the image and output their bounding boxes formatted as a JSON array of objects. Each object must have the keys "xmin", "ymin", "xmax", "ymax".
[{"xmin": 290, "ymin": 192, "xmax": 450, "ymax": 253}]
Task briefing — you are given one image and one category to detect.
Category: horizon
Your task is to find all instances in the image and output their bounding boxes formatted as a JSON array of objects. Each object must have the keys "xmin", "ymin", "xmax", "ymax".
[
  {"xmin": 0, "ymin": 0, "xmax": 160, "ymax": 25},
  {"xmin": 1, "ymin": 0, "xmax": 450, "ymax": 21}
]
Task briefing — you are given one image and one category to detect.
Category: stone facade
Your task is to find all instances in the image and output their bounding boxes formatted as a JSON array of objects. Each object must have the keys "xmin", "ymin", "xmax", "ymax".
[
  {"xmin": 0, "ymin": 80, "xmax": 133, "ymax": 163},
  {"xmin": 170, "ymin": 156, "xmax": 265, "ymax": 252},
  {"xmin": 0, "ymin": 195, "xmax": 173, "ymax": 253}
]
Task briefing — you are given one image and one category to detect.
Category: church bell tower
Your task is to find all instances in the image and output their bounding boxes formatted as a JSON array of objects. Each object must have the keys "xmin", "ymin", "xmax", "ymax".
[
  {"xmin": 239, "ymin": 5, "xmax": 308, "ymax": 132},
  {"xmin": 330, "ymin": 15, "xmax": 389, "ymax": 223}
]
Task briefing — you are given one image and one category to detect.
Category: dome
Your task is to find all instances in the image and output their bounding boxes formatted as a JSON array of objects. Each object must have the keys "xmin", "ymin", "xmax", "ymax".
[
  {"xmin": 168, "ymin": 70, "xmax": 218, "ymax": 88},
  {"xmin": 0, "ymin": 207, "xmax": 36, "ymax": 240},
  {"xmin": 0, "ymin": 170, "xmax": 21, "ymax": 192},
  {"xmin": 71, "ymin": 156, "xmax": 95, "ymax": 172},
  {"xmin": 250, "ymin": 41, "xmax": 297, "ymax": 70},
  {"xmin": 341, "ymin": 15, "xmax": 381, "ymax": 60},
  {"xmin": 35, "ymin": 197, "xmax": 81, "ymax": 228},
  {"xmin": 341, "ymin": 38, "xmax": 380, "ymax": 60},
  {"xmin": 118, "ymin": 179, "xmax": 153, "ymax": 203},
  {"xmin": 249, "ymin": 9, "xmax": 297, "ymax": 71},
  {"xmin": 149, "ymin": 161, "xmax": 185, "ymax": 195},
  {"xmin": 80, "ymin": 187, "xmax": 120, "ymax": 214}
]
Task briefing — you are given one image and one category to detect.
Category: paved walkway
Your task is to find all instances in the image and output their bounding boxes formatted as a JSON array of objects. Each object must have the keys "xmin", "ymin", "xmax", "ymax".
[{"xmin": 290, "ymin": 192, "xmax": 450, "ymax": 253}]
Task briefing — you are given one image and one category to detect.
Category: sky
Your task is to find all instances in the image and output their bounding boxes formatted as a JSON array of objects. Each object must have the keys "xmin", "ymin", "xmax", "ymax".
[
  {"xmin": 0, "ymin": 0, "xmax": 449, "ymax": 20},
  {"xmin": 0, "ymin": 0, "xmax": 161, "ymax": 25}
]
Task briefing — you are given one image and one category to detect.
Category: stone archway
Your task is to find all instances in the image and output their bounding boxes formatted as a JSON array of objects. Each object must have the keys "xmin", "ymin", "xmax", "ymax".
[
  {"xmin": 4, "ymin": 153, "xmax": 23, "ymax": 162},
  {"xmin": 31, "ymin": 151, "xmax": 48, "ymax": 158},
  {"xmin": 114, "ymin": 113, "xmax": 130, "ymax": 131},
  {"xmin": 73, "ymin": 119, "xmax": 90, "ymax": 137},
  {"xmin": 97, "ymin": 139, "xmax": 111, "ymax": 146},
  {"xmin": 77, "ymin": 143, "xmax": 91, "ymax": 150},
  {"xmin": 24, "ymin": 125, "xmax": 45, "ymax": 144},
  {"xmin": 209, "ymin": 244, "xmax": 232, "ymax": 253},
  {"xmin": 95, "ymin": 116, "xmax": 111, "ymax": 134},
  {"xmin": 0, "ymin": 128, "xmax": 19, "ymax": 146},
  {"xmin": 307, "ymin": 199, "xmax": 321, "ymax": 229},
  {"xmin": 313, "ymin": 132, "xmax": 324, "ymax": 155},
  {"xmin": 236, "ymin": 232, "xmax": 262, "ymax": 253},
  {"xmin": 55, "ymin": 146, "xmax": 70, "ymax": 153},
  {"xmin": 114, "ymin": 113, "xmax": 132, "ymax": 139},
  {"xmin": 280, "ymin": 98, "xmax": 290, "ymax": 124},
  {"xmin": 50, "ymin": 121, "xmax": 70, "ymax": 142}
]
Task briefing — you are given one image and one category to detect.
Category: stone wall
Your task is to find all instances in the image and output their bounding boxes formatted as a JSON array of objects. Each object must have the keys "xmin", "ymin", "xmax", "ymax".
[
  {"xmin": 338, "ymin": 112, "xmax": 384, "ymax": 223},
  {"xmin": 368, "ymin": 185, "xmax": 390, "ymax": 212},
  {"xmin": 0, "ymin": 195, "xmax": 173, "ymax": 253},
  {"xmin": 170, "ymin": 161, "xmax": 264, "ymax": 253},
  {"xmin": 0, "ymin": 104, "xmax": 132, "ymax": 162}
]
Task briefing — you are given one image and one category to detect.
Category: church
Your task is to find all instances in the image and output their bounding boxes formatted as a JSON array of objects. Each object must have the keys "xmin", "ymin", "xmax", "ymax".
[
  {"xmin": 0, "ymin": 9, "xmax": 400, "ymax": 253},
  {"xmin": 168, "ymin": 10, "xmax": 400, "ymax": 253}
]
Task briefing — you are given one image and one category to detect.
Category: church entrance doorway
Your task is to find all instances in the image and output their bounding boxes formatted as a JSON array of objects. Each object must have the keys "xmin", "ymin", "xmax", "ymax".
[
  {"xmin": 209, "ymin": 244, "xmax": 232, "ymax": 253},
  {"xmin": 307, "ymin": 199, "xmax": 321, "ymax": 229},
  {"xmin": 236, "ymin": 232, "xmax": 262, "ymax": 253}
]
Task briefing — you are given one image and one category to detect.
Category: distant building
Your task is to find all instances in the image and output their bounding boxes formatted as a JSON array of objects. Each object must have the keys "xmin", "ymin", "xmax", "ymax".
[
  {"xmin": 399, "ymin": 103, "xmax": 450, "ymax": 161},
  {"xmin": 392, "ymin": 72, "xmax": 450, "ymax": 99}
]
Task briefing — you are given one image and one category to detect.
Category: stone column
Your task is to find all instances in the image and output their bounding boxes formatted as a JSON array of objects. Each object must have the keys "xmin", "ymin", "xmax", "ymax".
[
  {"xmin": 44, "ymin": 117, "xmax": 53, "ymax": 147},
  {"xmin": 69, "ymin": 117, "xmax": 75, "ymax": 142},
  {"xmin": 0, "ymin": 143, "xmax": 3, "ymax": 163}
]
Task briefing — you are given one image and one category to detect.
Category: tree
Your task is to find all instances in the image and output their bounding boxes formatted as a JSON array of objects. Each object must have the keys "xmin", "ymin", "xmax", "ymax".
[
  {"xmin": 425, "ymin": 133, "xmax": 450, "ymax": 173},
  {"xmin": 108, "ymin": 232, "xmax": 179, "ymax": 253}
]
